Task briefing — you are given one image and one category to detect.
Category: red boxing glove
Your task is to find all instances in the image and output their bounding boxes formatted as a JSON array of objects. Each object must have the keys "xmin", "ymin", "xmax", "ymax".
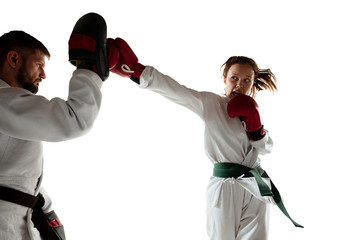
[
  {"xmin": 227, "ymin": 94, "xmax": 265, "ymax": 140},
  {"xmin": 107, "ymin": 37, "xmax": 145, "ymax": 84},
  {"xmin": 107, "ymin": 38, "xmax": 119, "ymax": 71}
]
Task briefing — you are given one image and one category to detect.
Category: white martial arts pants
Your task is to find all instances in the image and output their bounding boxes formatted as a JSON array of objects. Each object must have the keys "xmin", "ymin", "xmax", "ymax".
[{"xmin": 206, "ymin": 179, "xmax": 269, "ymax": 240}]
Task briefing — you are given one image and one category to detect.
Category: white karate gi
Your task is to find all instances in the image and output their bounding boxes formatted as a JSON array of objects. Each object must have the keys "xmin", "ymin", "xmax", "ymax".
[
  {"xmin": 0, "ymin": 69, "xmax": 102, "ymax": 240},
  {"xmin": 140, "ymin": 66, "xmax": 274, "ymax": 240}
]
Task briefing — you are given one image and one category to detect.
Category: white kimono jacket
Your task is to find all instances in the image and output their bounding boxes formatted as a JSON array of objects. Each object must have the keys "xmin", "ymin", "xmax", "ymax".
[
  {"xmin": 0, "ymin": 69, "xmax": 102, "ymax": 240},
  {"xmin": 140, "ymin": 66, "xmax": 274, "ymax": 206}
]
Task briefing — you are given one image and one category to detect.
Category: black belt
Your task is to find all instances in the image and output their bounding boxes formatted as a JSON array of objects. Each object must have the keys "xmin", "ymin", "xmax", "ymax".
[{"xmin": 0, "ymin": 185, "xmax": 56, "ymax": 239}]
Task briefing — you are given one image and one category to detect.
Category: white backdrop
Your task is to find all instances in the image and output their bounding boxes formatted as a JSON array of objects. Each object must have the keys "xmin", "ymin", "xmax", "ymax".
[{"xmin": 2, "ymin": 0, "xmax": 353, "ymax": 239}]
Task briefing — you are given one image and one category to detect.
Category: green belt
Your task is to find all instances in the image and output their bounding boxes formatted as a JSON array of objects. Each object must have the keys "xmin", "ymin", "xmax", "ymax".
[{"xmin": 213, "ymin": 162, "xmax": 304, "ymax": 228}]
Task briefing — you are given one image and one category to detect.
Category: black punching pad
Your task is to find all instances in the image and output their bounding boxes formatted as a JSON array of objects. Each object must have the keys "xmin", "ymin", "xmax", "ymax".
[{"xmin": 69, "ymin": 12, "xmax": 109, "ymax": 81}]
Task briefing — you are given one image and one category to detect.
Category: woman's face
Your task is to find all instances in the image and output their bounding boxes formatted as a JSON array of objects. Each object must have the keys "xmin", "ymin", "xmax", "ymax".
[{"xmin": 224, "ymin": 63, "xmax": 255, "ymax": 99}]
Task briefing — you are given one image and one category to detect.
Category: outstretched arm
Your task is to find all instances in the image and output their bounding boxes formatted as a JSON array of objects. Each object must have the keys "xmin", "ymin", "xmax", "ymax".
[{"xmin": 108, "ymin": 37, "xmax": 206, "ymax": 118}]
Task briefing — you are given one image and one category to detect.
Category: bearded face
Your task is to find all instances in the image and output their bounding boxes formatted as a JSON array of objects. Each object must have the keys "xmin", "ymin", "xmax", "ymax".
[
  {"xmin": 16, "ymin": 50, "xmax": 46, "ymax": 94},
  {"xmin": 17, "ymin": 63, "xmax": 39, "ymax": 93}
]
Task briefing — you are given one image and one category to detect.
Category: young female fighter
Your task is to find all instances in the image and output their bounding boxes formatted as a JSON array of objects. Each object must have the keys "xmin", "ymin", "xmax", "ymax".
[{"xmin": 107, "ymin": 38, "xmax": 302, "ymax": 239}]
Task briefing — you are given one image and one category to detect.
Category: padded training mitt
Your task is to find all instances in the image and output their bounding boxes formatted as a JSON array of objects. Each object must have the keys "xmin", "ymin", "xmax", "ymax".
[{"xmin": 69, "ymin": 12, "xmax": 109, "ymax": 81}]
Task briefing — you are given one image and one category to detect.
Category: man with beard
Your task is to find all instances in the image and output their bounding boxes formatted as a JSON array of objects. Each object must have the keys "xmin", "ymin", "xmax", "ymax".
[{"xmin": 0, "ymin": 12, "xmax": 109, "ymax": 240}]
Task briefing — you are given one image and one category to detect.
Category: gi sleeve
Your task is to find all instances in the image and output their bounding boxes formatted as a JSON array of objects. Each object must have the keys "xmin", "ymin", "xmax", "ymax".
[
  {"xmin": 0, "ymin": 69, "xmax": 102, "ymax": 142},
  {"xmin": 139, "ymin": 66, "xmax": 204, "ymax": 118}
]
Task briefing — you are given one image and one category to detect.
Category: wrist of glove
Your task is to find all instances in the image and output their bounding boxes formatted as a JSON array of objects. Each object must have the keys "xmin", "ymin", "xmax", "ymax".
[
  {"xmin": 244, "ymin": 124, "xmax": 266, "ymax": 141},
  {"xmin": 130, "ymin": 63, "xmax": 145, "ymax": 84}
]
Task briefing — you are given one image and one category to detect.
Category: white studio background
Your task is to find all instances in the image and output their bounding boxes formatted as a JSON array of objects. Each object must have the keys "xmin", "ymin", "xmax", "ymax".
[{"xmin": 2, "ymin": 0, "xmax": 353, "ymax": 239}]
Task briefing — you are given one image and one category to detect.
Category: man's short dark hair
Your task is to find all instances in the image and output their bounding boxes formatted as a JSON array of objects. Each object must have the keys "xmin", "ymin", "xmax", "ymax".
[{"xmin": 0, "ymin": 30, "xmax": 50, "ymax": 65}]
